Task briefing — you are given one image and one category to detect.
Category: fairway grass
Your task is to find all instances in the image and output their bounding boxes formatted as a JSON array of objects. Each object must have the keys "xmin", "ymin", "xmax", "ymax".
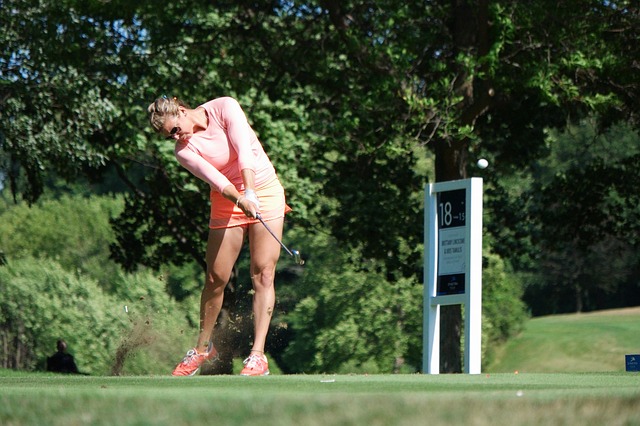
[
  {"xmin": 488, "ymin": 307, "xmax": 640, "ymax": 373},
  {"xmin": 3, "ymin": 307, "xmax": 639, "ymax": 425},
  {"xmin": 1, "ymin": 370, "xmax": 639, "ymax": 425}
]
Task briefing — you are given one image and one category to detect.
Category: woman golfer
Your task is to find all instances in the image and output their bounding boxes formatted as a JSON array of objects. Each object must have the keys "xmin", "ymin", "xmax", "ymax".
[{"xmin": 148, "ymin": 95, "xmax": 290, "ymax": 376}]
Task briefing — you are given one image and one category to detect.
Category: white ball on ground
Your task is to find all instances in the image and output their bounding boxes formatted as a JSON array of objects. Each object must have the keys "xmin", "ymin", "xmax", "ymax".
[{"xmin": 477, "ymin": 158, "xmax": 489, "ymax": 169}]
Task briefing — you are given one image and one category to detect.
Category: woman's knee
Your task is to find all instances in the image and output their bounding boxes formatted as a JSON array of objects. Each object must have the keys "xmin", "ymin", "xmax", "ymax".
[
  {"xmin": 205, "ymin": 271, "xmax": 231, "ymax": 291},
  {"xmin": 252, "ymin": 266, "xmax": 276, "ymax": 289}
]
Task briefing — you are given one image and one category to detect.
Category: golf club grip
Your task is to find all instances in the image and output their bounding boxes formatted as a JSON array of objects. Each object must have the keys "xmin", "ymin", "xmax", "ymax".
[{"xmin": 256, "ymin": 214, "xmax": 294, "ymax": 256}]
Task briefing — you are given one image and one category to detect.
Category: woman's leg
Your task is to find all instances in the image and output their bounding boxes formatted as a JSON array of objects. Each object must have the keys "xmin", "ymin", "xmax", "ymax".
[
  {"xmin": 247, "ymin": 217, "xmax": 283, "ymax": 353},
  {"xmin": 196, "ymin": 226, "xmax": 245, "ymax": 353}
]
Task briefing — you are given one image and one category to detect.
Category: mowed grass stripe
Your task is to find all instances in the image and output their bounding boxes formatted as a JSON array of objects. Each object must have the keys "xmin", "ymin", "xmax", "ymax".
[
  {"xmin": 2, "ymin": 307, "xmax": 640, "ymax": 425},
  {"xmin": 488, "ymin": 306, "xmax": 640, "ymax": 373},
  {"xmin": 1, "ymin": 372, "xmax": 640, "ymax": 425}
]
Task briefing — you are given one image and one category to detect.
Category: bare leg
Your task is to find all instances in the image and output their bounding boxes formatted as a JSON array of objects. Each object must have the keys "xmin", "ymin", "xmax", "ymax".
[
  {"xmin": 196, "ymin": 227, "xmax": 245, "ymax": 353},
  {"xmin": 248, "ymin": 217, "xmax": 283, "ymax": 353}
]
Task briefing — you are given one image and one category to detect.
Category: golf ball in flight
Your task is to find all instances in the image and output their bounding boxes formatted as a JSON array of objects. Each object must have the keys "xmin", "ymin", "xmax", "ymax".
[{"xmin": 477, "ymin": 158, "xmax": 489, "ymax": 169}]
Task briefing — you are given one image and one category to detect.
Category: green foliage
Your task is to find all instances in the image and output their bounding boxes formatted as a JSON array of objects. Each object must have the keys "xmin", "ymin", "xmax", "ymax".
[
  {"xmin": 0, "ymin": 0, "xmax": 130, "ymax": 202},
  {"xmin": 0, "ymin": 256, "xmax": 194, "ymax": 375},
  {"xmin": 280, "ymin": 230, "xmax": 528, "ymax": 373},
  {"xmin": 480, "ymin": 249, "xmax": 528, "ymax": 366},
  {"xmin": 0, "ymin": 195, "xmax": 124, "ymax": 291},
  {"xmin": 0, "ymin": 257, "xmax": 126, "ymax": 374},
  {"xmin": 2, "ymin": 0, "xmax": 639, "ymax": 375},
  {"xmin": 488, "ymin": 120, "xmax": 640, "ymax": 315},
  {"xmin": 537, "ymin": 124, "xmax": 640, "ymax": 312},
  {"xmin": 538, "ymin": 119, "xmax": 640, "ymax": 185},
  {"xmin": 104, "ymin": 268, "xmax": 197, "ymax": 375},
  {"xmin": 0, "ymin": 195, "xmax": 197, "ymax": 374},
  {"xmin": 282, "ymin": 241, "xmax": 423, "ymax": 374}
]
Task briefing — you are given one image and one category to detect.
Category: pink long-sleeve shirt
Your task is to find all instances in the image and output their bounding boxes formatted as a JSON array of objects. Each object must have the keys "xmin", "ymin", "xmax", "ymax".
[{"xmin": 174, "ymin": 97, "xmax": 276, "ymax": 194}]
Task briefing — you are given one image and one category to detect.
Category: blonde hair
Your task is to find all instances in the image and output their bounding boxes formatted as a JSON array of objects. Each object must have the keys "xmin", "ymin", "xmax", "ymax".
[{"xmin": 147, "ymin": 96, "xmax": 191, "ymax": 132}]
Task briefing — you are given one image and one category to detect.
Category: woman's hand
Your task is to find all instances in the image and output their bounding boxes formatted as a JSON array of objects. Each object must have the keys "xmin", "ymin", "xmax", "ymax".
[{"xmin": 236, "ymin": 189, "xmax": 260, "ymax": 218}]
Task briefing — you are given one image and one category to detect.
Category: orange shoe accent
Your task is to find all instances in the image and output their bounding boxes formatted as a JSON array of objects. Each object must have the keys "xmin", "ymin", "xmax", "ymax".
[
  {"xmin": 240, "ymin": 353, "xmax": 270, "ymax": 376},
  {"xmin": 172, "ymin": 344, "xmax": 219, "ymax": 376}
]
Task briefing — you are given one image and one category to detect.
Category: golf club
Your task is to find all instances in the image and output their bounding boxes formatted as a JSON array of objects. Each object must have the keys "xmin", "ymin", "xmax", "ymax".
[{"xmin": 255, "ymin": 213, "xmax": 305, "ymax": 265}]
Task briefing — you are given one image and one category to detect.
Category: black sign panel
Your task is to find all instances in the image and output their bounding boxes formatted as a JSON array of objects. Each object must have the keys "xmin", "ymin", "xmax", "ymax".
[
  {"xmin": 437, "ymin": 188, "xmax": 466, "ymax": 295},
  {"xmin": 437, "ymin": 189, "xmax": 466, "ymax": 229},
  {"xmin": 437, "ymin": 273, "xmax": 466, "ymax": 295}
]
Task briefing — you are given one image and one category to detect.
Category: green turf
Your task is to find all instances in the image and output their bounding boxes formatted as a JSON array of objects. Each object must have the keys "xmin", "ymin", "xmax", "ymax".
[
  {"xmin": 1, "ymin": 370, "xmax": 639, "ymax": 425},
  {"xmin": 487, "ymin": 307, "xmax": 640, "ymax": 373},
  {"xmin": 2, "ymin": 307, "xmax": 639, "ymax": 425}
]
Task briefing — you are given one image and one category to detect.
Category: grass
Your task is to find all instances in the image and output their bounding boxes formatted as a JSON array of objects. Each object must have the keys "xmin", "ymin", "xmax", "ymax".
[
  {"xmin": 487, "ymin": 306, "xmax": 640, "ymax": 373},
  {"xmin": 1, "ymin": 371, "xmax": 639, "ymax": 425},
  {"xmin": 1, "ymin": 307, "xmax": 639, "ymax": 425}
]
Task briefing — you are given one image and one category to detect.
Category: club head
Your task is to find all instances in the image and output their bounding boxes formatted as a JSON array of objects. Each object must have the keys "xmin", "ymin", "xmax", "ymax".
[{"xmin": 292, "ymin": 249, "xmax": 305, "ymax": 266}]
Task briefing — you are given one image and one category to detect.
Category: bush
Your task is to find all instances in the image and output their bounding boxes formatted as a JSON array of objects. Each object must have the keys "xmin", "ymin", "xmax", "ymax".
[
  {"xmin": 281, "ymin": 242, "xmax": 423, "ymax": 374},
  {"xmin": 106, "ymin": 269, "xmax": 198, "ymax": 375},
  {"xmin": 481, "ymin": 251, "xmax": 529, "ymax": 366},
  {"xmin": 0, "ymin": 257, "xmax": 194, "ymax": 375},
  {"xmin": 281, "ymin": 232, "xmax": 528, "ymax": 374},
  {"xmin": 0, "ymin": 195, "xmax": 123, "ymax": 291}
]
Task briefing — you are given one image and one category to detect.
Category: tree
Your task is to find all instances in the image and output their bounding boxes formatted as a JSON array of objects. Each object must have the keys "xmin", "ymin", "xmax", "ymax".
[
  {"xmin": 0, "ymin": 193, "xmax": 197, "ymax": 374},
  {"xmin": 299, "ymin": 0, "xmax": 639, "ymax": 371},
  {"xmin": 0, "ymin": 0, "xmax": 147, "ymax": 202},
  {"xmin": 0, "ymin": 194, "xmax": 123, "ymax": 290},
  {"xmin": 2, "ymin": 0, "xmax": 638, "ymax": 373},
  {"xmin": 485, "ymin": 118, "xmax": 640, "ymax": 315}
]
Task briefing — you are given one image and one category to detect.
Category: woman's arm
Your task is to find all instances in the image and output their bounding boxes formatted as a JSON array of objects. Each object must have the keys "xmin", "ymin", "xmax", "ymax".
[
  {"xmin": 226, "ymin": 168, "xmax": 259, "ymax": 218},
  {"xmin": 221, "ymin": 98, "xmax": 258, "ymax": 175},
  {"xmin": 219, "ymin": 98, "xmax": 261, "ymax": 216},
  {"xmin": 175, "ymin": 144, "xmax": 233, "ymax": 194}
]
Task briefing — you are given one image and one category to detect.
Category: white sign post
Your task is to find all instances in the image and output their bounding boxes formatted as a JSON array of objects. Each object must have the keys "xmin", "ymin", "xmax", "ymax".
[{"xmin": 423, "ymin": 178, "xmax": 483, "ymax": 374}]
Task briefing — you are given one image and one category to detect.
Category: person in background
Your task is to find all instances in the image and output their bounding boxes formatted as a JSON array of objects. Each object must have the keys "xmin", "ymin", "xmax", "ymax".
[
  {"xmin": 147, "ymin": 95, "xmax": 291, "ymax": 376},
  {"xmin": 47, "ymin": 339, "xmax": 81, "ymax": 374}
]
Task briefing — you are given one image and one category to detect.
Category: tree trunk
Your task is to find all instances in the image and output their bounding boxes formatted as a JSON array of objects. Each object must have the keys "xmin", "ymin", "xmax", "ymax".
[
  {"xmin": 575, "ymin": 283, "xmax": 583, "ymax": 313},
  {"xmin": 435, "ymin": 141, "xmax": 467, "ymax": 374},
  {"xmin": 435, "ymin": 0, "xmax": 491, "ymax": 373}
]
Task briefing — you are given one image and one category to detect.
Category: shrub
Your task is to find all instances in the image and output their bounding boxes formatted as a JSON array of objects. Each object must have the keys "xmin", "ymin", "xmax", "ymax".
[
  {"xmin": 282, "ymin": 246, "xmax": 423, "ymax": 374},
  {"xmin": 0, "ymin": 195, "xmax": 123, "ymax": 291},
  {"xmin": 0, "ymin": 257, "xmax": 194, "ymax": 375}
]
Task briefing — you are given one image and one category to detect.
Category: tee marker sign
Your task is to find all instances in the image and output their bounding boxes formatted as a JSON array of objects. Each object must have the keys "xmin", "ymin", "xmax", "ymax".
[{"xmin": 423, "ymin": 178, "xmax": 483, "ymax": 374}]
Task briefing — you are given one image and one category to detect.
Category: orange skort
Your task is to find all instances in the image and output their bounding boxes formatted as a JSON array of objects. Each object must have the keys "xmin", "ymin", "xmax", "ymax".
[{"xmin": 209, "ymin": 176, "xmax": 291, "ymax": 229}]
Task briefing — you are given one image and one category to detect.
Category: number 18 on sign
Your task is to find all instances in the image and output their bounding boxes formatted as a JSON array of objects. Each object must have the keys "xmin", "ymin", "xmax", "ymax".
[{"xmin": 423, "ymin": 178, "xmax": 483, "ymax": 374}]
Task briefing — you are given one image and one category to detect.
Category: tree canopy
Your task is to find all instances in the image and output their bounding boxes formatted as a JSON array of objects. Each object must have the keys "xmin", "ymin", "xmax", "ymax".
[{"xmin": 1, "ymin": 0, "xmax": 639, "ymax": 373}]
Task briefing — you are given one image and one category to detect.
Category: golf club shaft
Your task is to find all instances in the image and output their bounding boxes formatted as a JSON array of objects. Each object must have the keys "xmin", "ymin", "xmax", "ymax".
[{"xmin": 255, "ymin": 214, "xmax": 294, "ymax": 256}]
